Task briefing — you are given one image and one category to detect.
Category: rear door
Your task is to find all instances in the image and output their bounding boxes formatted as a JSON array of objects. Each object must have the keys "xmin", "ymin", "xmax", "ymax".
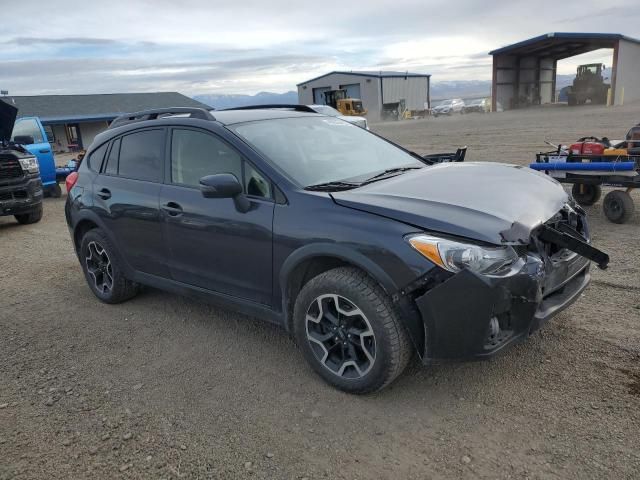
[
  {"xmin": 159, "ymin": 127, "xmax": 274, "ymax": 305},
  {"xmin": 11, "ymin": 117, "xmax": 56, "ymax": 187},
  {"xmin": 92, "ymin": 128, "xmax": 169, "ymax": 278}
]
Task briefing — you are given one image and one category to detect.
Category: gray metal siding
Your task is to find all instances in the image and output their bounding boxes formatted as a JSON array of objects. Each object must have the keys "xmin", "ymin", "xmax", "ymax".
[
  {"xmin": 312, "ymin": 86, "xmax": 332, "ymax": 104},
  {"xmin": 615, "ymin": 39, "xmax": 640, "ymax": 105},
  {"xmin": 297, "ymin": 73, "xmax": 382, "ymax": 121},
  {"xmin": 298, "ymin": 73, "xmax": 429, "ymax": 122},
  {"xmin": 339, "ymin": 83, "xmax": 362, "ymax": 100},
  {"xmin": 381, "ymin": 77, "xmax": 429, "ymax": 110},
  {"xmin": 494, "ymin": 55, "xmax": 517, "ymax": 110}
]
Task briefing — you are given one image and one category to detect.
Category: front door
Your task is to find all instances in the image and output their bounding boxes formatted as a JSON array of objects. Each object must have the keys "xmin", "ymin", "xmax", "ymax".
[{"xmin": 160, "ymin": 127, "xmax": 274, "ymax": 306}]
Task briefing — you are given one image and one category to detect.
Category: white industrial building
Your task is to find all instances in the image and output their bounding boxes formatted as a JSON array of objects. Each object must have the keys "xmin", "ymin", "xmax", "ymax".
[
  {"xmin": 297, "ymin": 71, "xmax": 431, "ymax": 122},
  {"xmin": 489, "ymin": 32, "xmax": 640, "ymax": 110}
]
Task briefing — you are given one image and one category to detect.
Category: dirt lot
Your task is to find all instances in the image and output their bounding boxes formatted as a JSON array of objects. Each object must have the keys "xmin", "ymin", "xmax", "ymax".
[{"xmin": 1, "ymin": 104, "xmax": 639, "ymax": 480}]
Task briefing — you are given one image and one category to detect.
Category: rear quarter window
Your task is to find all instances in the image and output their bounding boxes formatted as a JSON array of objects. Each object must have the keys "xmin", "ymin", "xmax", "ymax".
[
  {"xmin": 87, "ymin": 143, "xmax": 108, "ymax": 172},
  {"xmin": 103, "ymin": 138, "xmax": 121, "ymax": 175}
]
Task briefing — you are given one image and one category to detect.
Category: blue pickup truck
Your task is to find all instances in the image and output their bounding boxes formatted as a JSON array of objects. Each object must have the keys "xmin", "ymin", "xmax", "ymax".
[{"xmin": 10, "ymin": 116, "xmax": 60, "ymax": 197}]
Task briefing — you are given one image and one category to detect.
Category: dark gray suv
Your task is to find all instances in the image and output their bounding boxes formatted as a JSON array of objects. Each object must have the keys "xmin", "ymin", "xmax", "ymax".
[{"xmin": 65, "ymin": 106, "xmax": 608, "ymax": 393}]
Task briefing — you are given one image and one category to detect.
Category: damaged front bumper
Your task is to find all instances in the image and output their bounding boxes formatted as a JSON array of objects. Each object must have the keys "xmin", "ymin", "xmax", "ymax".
[
  {"xmin": 414, "ymin": 251, "xmax": 590, "ymax": 362},
  {"xmin": 407, "ymin": 201, "xmax": 606, "ymax": 363}
]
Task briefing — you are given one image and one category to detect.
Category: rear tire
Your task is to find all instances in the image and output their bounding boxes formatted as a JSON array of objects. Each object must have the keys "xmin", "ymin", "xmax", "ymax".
[
  {"xmin": 572, "ymin": 183, "xmax": 601, "ymax": 206},
  {"xmin": 14, "ymin": 205, "xmax": 43, "ymax": 224},
  {"xmin": 603, "ymin": 190, "xmax": 634, "ymax": 224},
  {"xmin": 79, "ymin": 228, "xmax": 139, "ymax": 303},
  {"xmin": 293, "ymin": 267, "xmax": 412, "ymax": 394},
  {"xmin": 49, "ymin": 183, "xmax": 62, "ymax": 198}
]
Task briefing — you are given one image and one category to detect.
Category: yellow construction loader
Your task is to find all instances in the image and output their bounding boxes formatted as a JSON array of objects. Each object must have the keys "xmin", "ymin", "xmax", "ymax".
[{"xmin": 324, "ymin": 90, "xmax": 367, "ymax": 116}]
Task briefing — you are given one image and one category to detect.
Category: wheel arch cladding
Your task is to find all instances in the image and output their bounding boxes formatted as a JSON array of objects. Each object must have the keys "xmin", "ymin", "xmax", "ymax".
[
  {"xmin": 279, "ymin": 243, "xmax": 415, "ymax": 336},
  {"xmin": 74, "ymin": 219, "xmax": 99, "ymax": 252}
]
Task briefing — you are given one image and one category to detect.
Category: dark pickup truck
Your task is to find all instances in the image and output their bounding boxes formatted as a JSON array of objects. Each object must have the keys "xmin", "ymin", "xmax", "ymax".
[{"xmin": 0, "ymin": 100, "xmax": 43, "ymax": 224}]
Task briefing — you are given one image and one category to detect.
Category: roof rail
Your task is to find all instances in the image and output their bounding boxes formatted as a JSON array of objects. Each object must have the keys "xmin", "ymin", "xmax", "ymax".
[
  {"xmin": 221, "ymin": 104, "xmax": 317, "ymax": 113},
  {"xmin": 109, "ymin": 107, "xmax": 215, "ymax": 129}
]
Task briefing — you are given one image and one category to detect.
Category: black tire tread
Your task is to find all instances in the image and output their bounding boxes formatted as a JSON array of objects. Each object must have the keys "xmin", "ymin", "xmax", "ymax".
[
  {"xmin": 50, "ymin": 183, "xmax": 62, "ymax": 198},
  {"xmin": 603, "ymin": 190, "xmax": 634, "ymax": 224},
  {"xmin": 14, "ymin": 205, "xmax": 43, "ymax": 225},
  {"xmin": 571, "ymin": 183, "xmax": 601, "ymax": 206},
  {"xmin": 80, "ymin": 228, "xmax": 139, "ymax": 304},
  {"xmin": 294, "ymin": 267, "xmax": 411, "ymax": 394}
]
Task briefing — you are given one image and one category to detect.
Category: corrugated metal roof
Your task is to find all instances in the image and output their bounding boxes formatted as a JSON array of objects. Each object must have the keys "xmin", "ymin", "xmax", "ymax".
[
  {"xmin": 0, "ymin": 92, "xmax": 210, "ymax": 123},
  {"xmin": 297, "ymin": 70, "xmax": 430, "ymax": 86},
  {"xmin": 489, "ymin": 32, "xmax": 640, "ymax": 57}
]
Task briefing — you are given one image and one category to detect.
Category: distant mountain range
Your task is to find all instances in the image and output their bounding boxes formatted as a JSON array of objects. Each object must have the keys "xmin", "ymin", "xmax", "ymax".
[
  {"xmin": 193, "ymin": 68, "xmax": 611, "ymax": 107},
  {"xmin": 193, "ymin": 91, "xmax": 298, "ymax": 109}
]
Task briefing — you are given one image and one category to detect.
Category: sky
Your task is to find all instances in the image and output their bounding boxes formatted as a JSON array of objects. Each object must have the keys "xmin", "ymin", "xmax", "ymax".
[{"xmin": 0, "ymin": 0, "xmax": 638, "ymax": 96}]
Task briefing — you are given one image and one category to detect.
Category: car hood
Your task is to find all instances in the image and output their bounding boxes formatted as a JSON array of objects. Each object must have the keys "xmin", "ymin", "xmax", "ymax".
[
  {"xmin": 331, "ymin": 162, "xmax": 568, "ymax": 245},
  {"xmin": 0, "ymin": 99, "xmax": 18, "ymax": 142},
  {"xmin": 339, "ymin": 115, "xmax": 366, "ymax": 122},
  {"xmin": 339, "ymin": 115, "xmax": 367, "ymax": 127}
]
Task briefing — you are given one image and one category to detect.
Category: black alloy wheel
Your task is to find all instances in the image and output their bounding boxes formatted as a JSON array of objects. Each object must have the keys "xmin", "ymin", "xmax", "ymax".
[
  {"xmin": 85, "ymin": 240, "xmax": 114, "ymax": 295},
  {"xmin": 305, "ymin": 294, "xmax": 376, "ymax": 379},
  {"xmin": 79, "ymin": 228, "xmax": 139, "ymax": 304}
]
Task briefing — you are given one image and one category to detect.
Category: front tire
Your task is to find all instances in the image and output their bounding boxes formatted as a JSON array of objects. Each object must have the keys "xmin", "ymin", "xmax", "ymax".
[
  {"xmin": 49, "ymin": 183, "xmax": 62, "ymax": 198},
  {"xmin": 15, "ymin": 205, "xmax": 43, "ymax": 224},
  {"xmin": 293, "ymin": 267, "xmax": 412, "ymax": 394},
  {"xmin": 79, "ymin": 228, "xmax": 139, "ymax": 303}
]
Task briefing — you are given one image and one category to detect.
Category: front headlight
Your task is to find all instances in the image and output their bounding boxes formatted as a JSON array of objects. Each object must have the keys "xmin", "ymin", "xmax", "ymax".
[
  {"xmin": 407, "ymin": 234, "xmax": 520, "ymax": 276},
  {"xmin": 18, "ymin": 156, "xmax": 39, "ymax": 174}
]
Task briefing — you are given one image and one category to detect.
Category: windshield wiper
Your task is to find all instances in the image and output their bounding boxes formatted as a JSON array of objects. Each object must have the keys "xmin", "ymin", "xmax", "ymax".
[
  {"xmin": 305, "ymin": 181, "xmax": 361, "ymax": 192},
  {"xmin": 361, "ymin": 166, "xmax": 422, "ymax": 185}
]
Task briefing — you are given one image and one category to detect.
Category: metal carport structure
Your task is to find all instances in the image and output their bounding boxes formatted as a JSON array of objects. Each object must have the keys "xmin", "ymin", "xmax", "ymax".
[{"xmin": 489, "ymin": 32, "xmax": 640, "ymax": 111}]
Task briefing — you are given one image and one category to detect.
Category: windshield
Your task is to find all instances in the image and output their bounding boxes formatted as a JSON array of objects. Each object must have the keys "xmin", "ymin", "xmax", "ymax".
[
  {"xmin": 231, "ymin": 117, "xmax": 423, "ymax": 187},
  {"xmin": 312, "ymin": 105, "xmax": 340, "ymax": 116}
]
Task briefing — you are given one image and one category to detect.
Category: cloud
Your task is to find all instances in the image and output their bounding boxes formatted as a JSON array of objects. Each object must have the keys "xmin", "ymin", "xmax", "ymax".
[
  {"xmin": 0, "ymin": 0, "xmax": 636, "ymax": 95},
  {"xmin": 7, "ymin": 37, "xmax": 118, "ymax": 46}
]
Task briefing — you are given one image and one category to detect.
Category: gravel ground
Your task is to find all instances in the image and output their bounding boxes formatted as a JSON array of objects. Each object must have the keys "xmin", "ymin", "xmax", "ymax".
[{"xmin": 1, "ymin": 103, "xmax": 639, "ymax": 479}]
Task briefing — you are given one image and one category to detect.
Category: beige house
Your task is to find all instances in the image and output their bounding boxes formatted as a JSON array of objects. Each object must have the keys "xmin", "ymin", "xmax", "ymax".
[{"xmin": 4, "ymin": 92, "xmax": 210, "ymax": 152}]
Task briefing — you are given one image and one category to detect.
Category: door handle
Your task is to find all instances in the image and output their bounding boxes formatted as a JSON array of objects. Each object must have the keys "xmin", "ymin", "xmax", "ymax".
[
  {"xmin": 97, "ymin": 188, "xmax": 111, "ymax": 200},
  {"xmin": 39, "ymin": 148, "xmax": 51, "ymax": 154},
  {"xmin": 162, "ymin": 202, "xmax": 183, "ymax": 216}
]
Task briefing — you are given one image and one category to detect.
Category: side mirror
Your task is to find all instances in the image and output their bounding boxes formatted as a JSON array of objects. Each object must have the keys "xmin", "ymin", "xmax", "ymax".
[
  {"xmin": 13, "ymin": 135, "xmax": 35, "ymax": 145},
  {"xmin": 199, "ymin": 173, "xmax": 250, "ymax": 213}
]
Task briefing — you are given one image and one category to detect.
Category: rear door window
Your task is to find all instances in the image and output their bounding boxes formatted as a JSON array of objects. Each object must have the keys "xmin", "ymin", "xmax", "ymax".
[{"xmin": 117, "ymin": 129, "xmax": 164, "ymax": 182}]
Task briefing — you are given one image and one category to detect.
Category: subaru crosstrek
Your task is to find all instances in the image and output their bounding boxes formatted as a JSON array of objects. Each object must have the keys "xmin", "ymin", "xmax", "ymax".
[{"xmin": 65, "ymin": 106, "xmax": 608, "ymax": 393}]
